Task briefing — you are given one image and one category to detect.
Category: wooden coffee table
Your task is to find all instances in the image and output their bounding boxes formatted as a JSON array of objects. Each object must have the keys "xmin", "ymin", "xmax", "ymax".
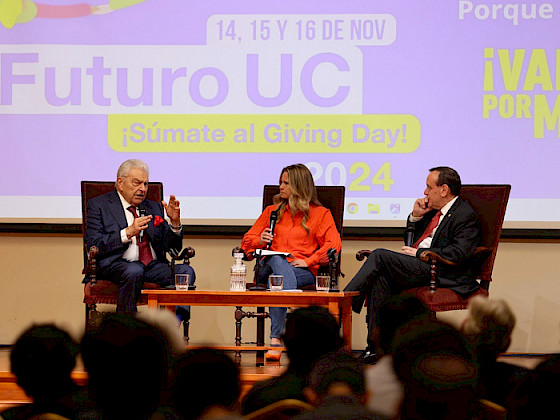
[{"xmin": 142, "ymin": 289, "xmax": 358, "ymax": 359}]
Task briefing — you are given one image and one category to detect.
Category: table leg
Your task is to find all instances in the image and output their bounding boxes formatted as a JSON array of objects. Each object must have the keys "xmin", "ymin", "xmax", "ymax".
[
  {"xmin": 147, "ymin": 295, "xmax": 158, "ymax": 309},
  {"xmin": 340, "ymin": 305, "xmax": 353, "ymax": 349},
  {"xmin": 328, "ymin": 302, "xmax": 340, "ymax": 323},
  {"xmin": 256, "ymin": 307, "xmax": 265, "ymax": 366},
  {"xmin": 234, "ymin": 307, "xmax": 243, "ymax": 363}
]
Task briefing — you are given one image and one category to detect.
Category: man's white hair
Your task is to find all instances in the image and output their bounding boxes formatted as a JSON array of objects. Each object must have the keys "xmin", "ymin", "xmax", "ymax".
[{"xmin": 116, "ymin": 159, "xmax": 149, "ymax": 179}]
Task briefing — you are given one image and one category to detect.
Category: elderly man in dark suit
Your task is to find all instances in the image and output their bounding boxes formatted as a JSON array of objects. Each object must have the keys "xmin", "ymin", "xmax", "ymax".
[
  {"xmin": 85, "ymin": 159, "xmax": 195, "ymax": 313},
  {"xmin": 344, "ymin": 166, "xmax": 480, "ymax": 363}
]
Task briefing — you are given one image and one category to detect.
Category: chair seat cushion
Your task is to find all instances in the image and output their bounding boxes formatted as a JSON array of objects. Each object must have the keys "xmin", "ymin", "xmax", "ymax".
[
  {"xmin": 84, "ymin": 280, "xmax": 161, "ymax": 305},
  {"xmin": 403, "ymin": 287, "xmax": 489, "ymax": 312}
]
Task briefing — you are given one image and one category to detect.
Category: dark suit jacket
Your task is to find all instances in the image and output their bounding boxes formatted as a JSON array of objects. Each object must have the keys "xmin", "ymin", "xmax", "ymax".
[
  {"xmin": 406, "ymin": 197, "xmax": 480, "ymax": 295},
  {"xmin": 84, "ymin": 190, "xmax": 182, "ymax": 275}
]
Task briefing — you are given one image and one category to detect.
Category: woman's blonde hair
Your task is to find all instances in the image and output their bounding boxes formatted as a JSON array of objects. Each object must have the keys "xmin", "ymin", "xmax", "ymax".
[
  {"xmin": 461, "ymin": 295, "xmax": 516, "ymax": 356},
  {"xmin": 273, "ymin": 164, "xmax": 321, "ymax": 233}
]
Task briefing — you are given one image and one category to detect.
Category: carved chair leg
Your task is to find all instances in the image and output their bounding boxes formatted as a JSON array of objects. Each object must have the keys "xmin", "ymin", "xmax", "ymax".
[
  {"xmin": 85, "ymin": 305, "xmax": 90, "ymax": 330},
  {"xmin": 85, "ymin": 303, "xmax": 98, "ymax": 329}
]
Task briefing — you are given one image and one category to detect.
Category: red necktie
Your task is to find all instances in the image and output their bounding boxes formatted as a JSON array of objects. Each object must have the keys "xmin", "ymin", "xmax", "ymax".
[
  {"xmin": 128, "ymin": 206, "xmax": 153, "ymax": 266},
  {"xmin": 412, "ymin": 210, "xmax": 442, "ymax": 249}
]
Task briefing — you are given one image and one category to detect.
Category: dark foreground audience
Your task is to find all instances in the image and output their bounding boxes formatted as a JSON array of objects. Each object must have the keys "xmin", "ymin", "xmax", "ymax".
[
  {"xmin": 392, "ymin": 317, "xmax": 480, "ymax": 420},
  {"xmin": 460, "ymin": 295, "xmax": 530, "ymax": 408},
  {"xmin": 366, "ymin": 294, "xmax": 430, "ymax": 418},
  {"xmin": 295, "ymin": 350, "xmax": 388, "ymax": 420},
  {"xmin": 0, "ymin": 324, "xmax": 88, "ymax": 420},
  {"xmin": 507, "ymin": 353, "xmax": 560, "ymax": 419},
  {"xmin": 171, "ymin": 348, "xmax": 242, "ymax": 420},
  {"xmin": 241, "ymin": 306, "xmax": 344, "ymax": 415},
  {"xmin": 80, "ymin": 313, "xmax": 174, "ymax": 420}
]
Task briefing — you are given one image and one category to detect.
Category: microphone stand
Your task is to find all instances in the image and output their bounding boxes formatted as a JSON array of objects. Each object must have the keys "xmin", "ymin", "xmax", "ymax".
[
  {"xmin": 248, "ymin": 249, "xmax": 268, "ymax": 291},
  {"xmin": 327, "ymin": 248, "xmax": 340, "ymax": 293}
]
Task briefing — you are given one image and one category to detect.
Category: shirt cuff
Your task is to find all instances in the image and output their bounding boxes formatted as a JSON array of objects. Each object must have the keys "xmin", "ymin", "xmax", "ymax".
[
  {"xmin": 121, "ymin": 228, "xmax": 131, "ymax": 243},
  {"xmin": 170, "ymin": 224, "xmax": 182, "ymax": 234},
  {"xmin": 408, "ymin": 213, "xmax": 423, "ymax": 223}
]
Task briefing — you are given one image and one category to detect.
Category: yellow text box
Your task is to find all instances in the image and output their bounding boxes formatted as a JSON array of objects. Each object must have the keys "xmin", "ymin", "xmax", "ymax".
[{"xmin": 108, "ymin": 114, "xmax": 420, "ymax": 153}]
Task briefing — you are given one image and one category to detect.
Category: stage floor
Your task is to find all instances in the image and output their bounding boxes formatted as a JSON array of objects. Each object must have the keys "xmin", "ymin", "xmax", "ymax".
[{"xmin": 0, "ymin": 346, "xmax": 288, "ymax": 410}]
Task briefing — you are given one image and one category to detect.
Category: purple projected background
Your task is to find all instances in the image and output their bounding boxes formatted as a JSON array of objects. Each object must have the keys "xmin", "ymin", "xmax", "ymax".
[{"xmin": 1, "ymin": 0, "xmax": 559, "ymax": 223}]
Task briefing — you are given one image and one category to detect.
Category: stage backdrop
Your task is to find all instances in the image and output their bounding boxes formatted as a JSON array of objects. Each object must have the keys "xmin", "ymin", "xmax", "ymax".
[{"xmin": 1, "ymin": 0, "xmax": 559, "ymax": 227}]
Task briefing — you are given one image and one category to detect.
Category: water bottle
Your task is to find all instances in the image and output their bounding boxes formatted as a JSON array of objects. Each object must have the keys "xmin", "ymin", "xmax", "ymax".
[{"xmin": 230, "ymin": 253, "xmax": 247, "ymax": 291}]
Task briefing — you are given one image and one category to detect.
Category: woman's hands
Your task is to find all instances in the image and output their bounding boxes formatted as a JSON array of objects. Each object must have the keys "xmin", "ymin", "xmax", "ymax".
[
  {"xmin": 260, "ymin": 227, "xmax": 273, "ymax": 245},
  {"xmin": 290, "ymin": 259, "xmax": 307, "ymax": 268}
]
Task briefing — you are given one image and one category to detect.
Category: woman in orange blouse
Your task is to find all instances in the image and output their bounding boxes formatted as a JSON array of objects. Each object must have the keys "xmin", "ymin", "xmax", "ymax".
[{"xmin": 241, "ymin": 164, "xmax": 342, "ymax": 359}]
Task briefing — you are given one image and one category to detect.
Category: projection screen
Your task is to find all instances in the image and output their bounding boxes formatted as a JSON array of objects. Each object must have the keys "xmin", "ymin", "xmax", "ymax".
[{"xmin": 1, "ymin": 0, "xmax": 559, "ymax": 228}]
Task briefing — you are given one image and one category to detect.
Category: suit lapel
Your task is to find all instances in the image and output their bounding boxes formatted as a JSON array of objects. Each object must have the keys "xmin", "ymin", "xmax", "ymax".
[
  {"xmin": 108, "ymin": 190, "xmax": 128, "ymax": 230},
  {"xmin": 432, "ymin": 198, "xmax": 462, "ymax": 243}
]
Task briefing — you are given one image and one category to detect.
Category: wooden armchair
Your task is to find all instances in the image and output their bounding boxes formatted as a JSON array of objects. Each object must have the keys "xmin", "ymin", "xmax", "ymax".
[
  {"xmin": 356, "ymin": 184, "xmax": 511, "ymax": 315},
  {"xmin": 247, "ymin": 184, "xmax": 345, "ymax": 285},
  {"xmin": 233, "ymin": 185, "xmax": 345, "ymax": 361},
  {"xmin": 81, "ymin": 181, "xmax": 194, "ymax": 335}
]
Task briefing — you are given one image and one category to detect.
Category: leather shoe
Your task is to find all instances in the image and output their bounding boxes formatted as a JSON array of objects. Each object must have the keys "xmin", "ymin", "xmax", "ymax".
[{"xmin": 360, "ymin": 347, "xmax": 379, "ymax": 364}]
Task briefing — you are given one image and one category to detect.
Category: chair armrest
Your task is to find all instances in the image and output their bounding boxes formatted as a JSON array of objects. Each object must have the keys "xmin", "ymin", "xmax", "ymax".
[
  {"xmin": 418, "ymin": 250, "xmax": 458, "ymax": 266},
  {"xmin": 419, "ymin": 247, "xmax": 493, "ymax": 266},
  {"xmin": 169, "ymin": 246, "xmax": 195, "ymax": 264},
  {"xmin": 356, "ymin": 249, "xmax": 372, "ymax": 261},
  {"xmin": 419, "ymin": 246, "xmax": 493, "ymax": 292}
]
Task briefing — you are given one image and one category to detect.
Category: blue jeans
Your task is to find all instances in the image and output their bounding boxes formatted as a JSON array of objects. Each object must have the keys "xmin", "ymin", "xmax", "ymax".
[{"xmin": 258, "ymin": 255, "xmax": 315, "ymax": 339}]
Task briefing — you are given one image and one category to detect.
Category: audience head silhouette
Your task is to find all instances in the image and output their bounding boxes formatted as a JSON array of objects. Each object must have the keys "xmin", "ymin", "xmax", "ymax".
[
  {"xmin": 305, "ymin": 350, "xmax": 368, "ymax": 405},
  {"xmin": 392, "ymin": 318, "xmax": 479, "ymax": 420},
  {"xmin": 295, "ymin": 350, "xmax": 387, "ymax": 420},
  {"xmin": 377, "ymin": 294, "xmax": 430, "ymax": 355},
  {"xmin": 172, "ymin": 347, "xmax": 240, "ymax": 420},
  {"xmin": 282, "ymin": 306, "xmax": 344, "ymax": 374},
  {"xmin": 10, "ymin": 323, "xmax": 79, "ymax": 403},
  {"xmin": 461, "ymin": 295, "xmax": 515, "ymax": 362},
  {"xmin": 80, "ymin": 313, "xmax": 170, "ymax": 419}
]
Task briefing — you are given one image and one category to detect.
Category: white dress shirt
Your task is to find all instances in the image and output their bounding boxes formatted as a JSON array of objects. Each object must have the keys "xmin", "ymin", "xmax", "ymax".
[
  {"xmin": 117, "ymin": 191, "xmax": 157, "ymax": 262},
  {"xmin": 408, "ymin": 196, "xmax": 458, "ymax": 249}
]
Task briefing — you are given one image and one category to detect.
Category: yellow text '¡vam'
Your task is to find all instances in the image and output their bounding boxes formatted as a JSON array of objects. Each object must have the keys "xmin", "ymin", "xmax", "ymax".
[{"xmin": 482, "ymin": 48, "xmax": 560, "ymax": 138}]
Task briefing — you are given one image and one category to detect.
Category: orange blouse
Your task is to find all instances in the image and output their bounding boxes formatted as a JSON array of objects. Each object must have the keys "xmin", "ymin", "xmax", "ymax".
[{"xmin": 241, "ymin": 204, "xmax": 342, "ymax": 276}]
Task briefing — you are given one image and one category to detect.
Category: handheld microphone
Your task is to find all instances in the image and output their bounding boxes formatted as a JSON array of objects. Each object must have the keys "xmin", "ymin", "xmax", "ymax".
[
  {"xmin": 138, "ymin": 206, "xmax": 146, "ymax": 243},
  {"xmin": 327, "ymin": 248, "xmax": 337, "ymax": 262},
  {"xmin": 266, "ymin": 210, "xmax": 278, "ymax": 250},
  {"xmin": 406, "ymin": 225, "xmax": 414, "ymax": 247}
]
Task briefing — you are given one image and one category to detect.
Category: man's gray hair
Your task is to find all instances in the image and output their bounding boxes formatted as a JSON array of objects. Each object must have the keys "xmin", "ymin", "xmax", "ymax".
[{"xmin": 116, "ymin": 159, "xmax": 150, "ymax": 179}]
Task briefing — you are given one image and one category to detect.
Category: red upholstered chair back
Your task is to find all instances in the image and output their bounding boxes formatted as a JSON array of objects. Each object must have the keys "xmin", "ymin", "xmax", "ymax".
[
  {"xmin": 458, "ymin": 185, "xmax": 511, "ymax": 287},
  {"xmin": 360, "ymin": 184, "xmax": 512, "ymax": 314},
  {"xmin": 262, "ymin": 185, "xmax": 345, "ymax": 237},
  {"xmin": 81, "ymin": 181, "xmax": 163, "ymax": 275},
  {"xmin": 262, "ymin": 185, "xmax": 345, "ymax": 278}
]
